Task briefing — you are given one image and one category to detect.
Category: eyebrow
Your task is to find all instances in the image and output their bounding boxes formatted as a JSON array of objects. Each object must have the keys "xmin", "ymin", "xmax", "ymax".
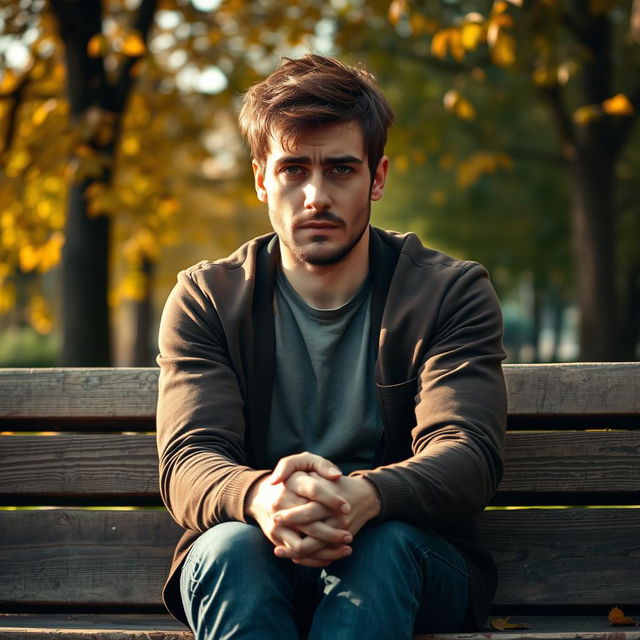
[{"xmin": 277, "ymin": 155, "xmax": 364, "ymax": 166}]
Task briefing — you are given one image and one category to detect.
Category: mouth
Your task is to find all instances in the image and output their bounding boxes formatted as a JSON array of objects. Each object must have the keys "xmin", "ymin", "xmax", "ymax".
[{"xmin": 296, "ymin": 214, "xmax": 343, "ymax": 231}]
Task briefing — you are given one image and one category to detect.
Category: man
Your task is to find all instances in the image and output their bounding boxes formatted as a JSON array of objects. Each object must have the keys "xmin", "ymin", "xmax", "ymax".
[{"xmin": 156, "ymin": 54, "xmax": 506, "ymax": 639}]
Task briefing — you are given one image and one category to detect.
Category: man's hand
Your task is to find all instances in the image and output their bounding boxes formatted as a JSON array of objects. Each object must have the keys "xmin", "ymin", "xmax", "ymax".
[
  {"xmin": 272, "ymin": 473, "xmax": 381, "ymax": 565},
  {"xmin": 244, "ymin": 453, "xmax": 354, "ymax": 565}
]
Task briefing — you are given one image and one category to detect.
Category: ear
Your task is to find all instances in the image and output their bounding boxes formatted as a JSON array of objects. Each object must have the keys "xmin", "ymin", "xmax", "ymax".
[
  {"xmin": 252, "ymin": 159, "xmax": 268, "ymax": 204},
  {"xmin": 370, "ymin": 156, "xmax": 389, "ymax": 202}
]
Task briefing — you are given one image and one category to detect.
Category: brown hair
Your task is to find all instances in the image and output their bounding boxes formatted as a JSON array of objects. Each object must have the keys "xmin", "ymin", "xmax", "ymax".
[{"xmin": 238, "ymin": 55, "xmax": 394, "ymax": 178}]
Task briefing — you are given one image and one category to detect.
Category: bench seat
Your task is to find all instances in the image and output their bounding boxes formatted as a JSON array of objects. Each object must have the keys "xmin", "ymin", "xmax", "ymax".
[{"xmin": 1, "ymin": 364, "xmax": 639, "ymax": 639}]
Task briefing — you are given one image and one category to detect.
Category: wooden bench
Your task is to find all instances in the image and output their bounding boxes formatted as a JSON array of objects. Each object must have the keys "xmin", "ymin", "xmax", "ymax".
[{"xmin": 0, "ymin": 364, "xmax": 639, "ymax": 639}]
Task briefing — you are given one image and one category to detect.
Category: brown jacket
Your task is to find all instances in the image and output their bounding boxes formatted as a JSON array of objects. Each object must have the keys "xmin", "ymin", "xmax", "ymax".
[{"xmin": 156, "ymin": 228, "xmax": 507, "ymax": 628}]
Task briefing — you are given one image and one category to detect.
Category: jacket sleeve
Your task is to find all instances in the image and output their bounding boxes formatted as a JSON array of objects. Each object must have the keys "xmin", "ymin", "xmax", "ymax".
[
  {"xmin": 156, "ymin": 267, "xmax": 269, "ymax": 533},
  {"xmin": 354, "ymin": 263, "xmax": 507, "ymax": 527}
]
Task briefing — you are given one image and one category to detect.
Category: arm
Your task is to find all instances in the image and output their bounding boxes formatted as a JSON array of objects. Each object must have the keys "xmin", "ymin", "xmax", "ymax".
[
  {"xmin": 156, "ymin": 267, "xmax": 268, "ymax": 532},
  {"xmin": 352, "ymin": 263, "xmax": 507, "ymax": 527},
  {"xmin": 157, "ymin": 267, "xmax": 356, "ymax": 544}
]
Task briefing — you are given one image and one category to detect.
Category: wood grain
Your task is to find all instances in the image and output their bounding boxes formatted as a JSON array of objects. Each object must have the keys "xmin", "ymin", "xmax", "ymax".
[
  {"xmin": 0, "ymin": 435, "xmax": 159, "ymax": 500},
  {"xmin": 1, "ymin": 508, "xmax": 639, "ymax": 608},
  {"xmin": 1, "ymin": 614, "xmax": 640, "ymax": 640},
  {"xmin": 2, "ymin": 431, "xmax": 639, "ymax": 502},
  {"xmin": 1, "ymin": 364, "xmax": 639, "ymax": 422},
  {"xmin": 0, "ymin": 510, "xmax": 182, "ymax": 607}
]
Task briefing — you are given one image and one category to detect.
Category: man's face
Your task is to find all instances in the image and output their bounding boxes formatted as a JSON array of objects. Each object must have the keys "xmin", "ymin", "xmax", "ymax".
[{"xmin": 252, "ymin": 122, "xmax": 388, "ymax": 267}]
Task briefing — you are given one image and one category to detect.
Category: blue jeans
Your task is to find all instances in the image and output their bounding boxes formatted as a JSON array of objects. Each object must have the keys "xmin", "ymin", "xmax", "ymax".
[{"xmin": 180, "ymin": 520, "xmax": 469, "ymax": 639}]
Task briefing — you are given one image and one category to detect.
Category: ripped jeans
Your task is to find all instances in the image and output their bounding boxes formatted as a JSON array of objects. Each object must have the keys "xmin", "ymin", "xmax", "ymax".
[{"xmin": 179, "ymin": 520, "xmax": 469, "ymax": 640}]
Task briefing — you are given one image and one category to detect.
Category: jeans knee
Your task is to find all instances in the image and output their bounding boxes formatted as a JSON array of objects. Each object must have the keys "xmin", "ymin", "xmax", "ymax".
[{"xmin": 183, "ymin": 523, "xmax": 270, "ymax": 587}]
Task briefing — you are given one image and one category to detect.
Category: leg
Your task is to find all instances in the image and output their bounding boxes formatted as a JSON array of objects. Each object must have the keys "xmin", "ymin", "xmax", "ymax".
[
  {"xmin": 180, "ymin": 521, "xmax": 302, "ymax": 640},
  {"xmin": 308, "ymin": 521, "xmax": 469, "ymax": 640}
]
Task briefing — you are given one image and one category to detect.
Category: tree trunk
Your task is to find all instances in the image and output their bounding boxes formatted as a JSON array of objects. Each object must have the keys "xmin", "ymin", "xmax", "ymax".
[
  {"xmin": 51, "ymin": 0, "xmax": 156, "ymax": 365},
  {"xmin": 52, "ymin": 0, "xmax": 112, "ymax": 365},
  {"xmin": 569, "ymin": 156, "xmax": 621, "ymax": 360}
]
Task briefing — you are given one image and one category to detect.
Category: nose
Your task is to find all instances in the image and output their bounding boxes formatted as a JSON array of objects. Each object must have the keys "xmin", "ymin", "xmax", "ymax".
[{"xmin": 303, "ymin": 175, "xmax": 331, "ymax": 211}]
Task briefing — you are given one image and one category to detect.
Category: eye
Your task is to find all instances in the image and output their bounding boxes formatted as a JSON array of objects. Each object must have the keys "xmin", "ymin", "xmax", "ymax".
[
  {"xmin": 281, "ymin": 165, "xmax": 304, "ymax": 176},
  {"xmin": 330, "ymin": 165, "xmax": 353, "ymax": 176}
]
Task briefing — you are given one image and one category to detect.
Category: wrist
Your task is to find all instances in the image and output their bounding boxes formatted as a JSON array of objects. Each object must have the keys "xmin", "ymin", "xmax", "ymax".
[{"xmin": 244, "ymin": 475, "xmax": 267, "ymax": 521}]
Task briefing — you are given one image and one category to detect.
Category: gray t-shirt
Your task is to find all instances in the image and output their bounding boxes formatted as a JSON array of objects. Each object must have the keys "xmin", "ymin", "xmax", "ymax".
[{"xmin": 265, "ymin": 269, "xmax": 383, "ymax": 474}]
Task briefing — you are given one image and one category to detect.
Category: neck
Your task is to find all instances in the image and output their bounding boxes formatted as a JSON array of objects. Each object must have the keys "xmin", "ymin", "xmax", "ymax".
[{"xmin": 279, "ymin": 227, "xmax": 370, "ymax": 309}]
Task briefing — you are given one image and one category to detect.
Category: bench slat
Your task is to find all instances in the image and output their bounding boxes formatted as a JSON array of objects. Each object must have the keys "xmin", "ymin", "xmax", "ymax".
[
  {"xmin": 1, "ymin": 508, "xmax": 639, "ymax": 608},
  {"xmin": 2, "ymin": 614, "xmax": 640, "ymax": 640},
  {"xmin": 1, "ymin": 364, "xmax": 639, "ymax": 422},
  {"xmin": 2, "ymin": 431, "xmax": 640, "ymax": 502}
]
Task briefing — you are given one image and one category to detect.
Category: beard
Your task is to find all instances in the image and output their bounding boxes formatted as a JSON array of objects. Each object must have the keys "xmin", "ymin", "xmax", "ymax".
[{"xmin": 278, "ymin": 205, "xmax": 371, "ymax": 267}]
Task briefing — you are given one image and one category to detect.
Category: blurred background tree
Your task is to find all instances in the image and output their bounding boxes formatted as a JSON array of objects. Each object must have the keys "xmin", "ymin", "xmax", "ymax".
[{"xmin": 0, "ymin": 0, "xmax": 638, "ymax": 365}]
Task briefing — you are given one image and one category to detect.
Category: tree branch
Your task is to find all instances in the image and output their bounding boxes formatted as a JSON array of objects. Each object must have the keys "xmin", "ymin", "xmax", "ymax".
[
  {"xmin": 112, "ymin": 0, "xmax": 156, "ymax": 111},
  {"xmin": 538, "ymin": 84, "xmax": 578, "ymax": 161}
]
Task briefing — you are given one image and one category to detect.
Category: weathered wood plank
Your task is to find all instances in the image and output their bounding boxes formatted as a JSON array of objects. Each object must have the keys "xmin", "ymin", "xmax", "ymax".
[
  {"xmin": 3, "ymin": 431, "xmax": 640, "ymax": 501},
  {"xmin": 1, "ymin": 364, "xmax": 639, "ymax": 421},
  {"xmin": 487, "ymin": 508, "xmax": 640, "ymax": 606},
  {"xmin": 1, "ymin": 508, "xmax": 639, "ymax": 607},
  {"xmin": 0, "ymin": 510, "xmax": 182, "ymax": 607},
  {"xmin": 0, "ymin": 615, "xmax": 191, "ymax": 640},
  {"xmin": 504, "ymin": 363, "xmax": 640, "ymax": 417},
  {"xmin": 0, "ymin": 368, "xmax": 158, "ymax": 422},
  {"xmin": 0, "ymin": 435, "xmax": 160, "ymax": 500},
  {"xmin": 1, "ymin": 615, "xmax": 640, "ymax": 640},
  {"xmin": 500, "ymin": 430, "xmax": 640, "ymax": 494}
]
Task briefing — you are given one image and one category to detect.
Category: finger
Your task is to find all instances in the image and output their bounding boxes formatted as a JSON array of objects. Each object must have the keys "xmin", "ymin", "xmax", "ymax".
[
  {"xmin": 286, "ymin": 472, "xmax": 351, "ymax": 513},
  {"xmin": 273, "ymin": 525, "xmax": 309, "ymax": 555},
  {"xmin": 291, "ymin": 557, "xmax": 333, "ymax": 568},
  {"xmin": 275, "ymin": 542, "xmax": 352, "ymax": 562},
  {"xmin": 273, "ymin": 533, "xmax": 326, "ymax": 558},
  {"xmin": 271, "ymin": 452, "xmax": 342, "ymax": 484},
  {"xmin": 273, "ymin": 501, "xmax": 332, "ymax": 526},
  {"xmin": 297, "ymin": 520, "xmax": 352, "ymax": 545}
]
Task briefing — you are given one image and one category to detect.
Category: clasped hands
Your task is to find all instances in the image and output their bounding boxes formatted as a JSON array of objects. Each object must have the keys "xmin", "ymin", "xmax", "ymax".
[{"xmin": 245, "ymin": 452, "xmax": 381, "ymax": 568}]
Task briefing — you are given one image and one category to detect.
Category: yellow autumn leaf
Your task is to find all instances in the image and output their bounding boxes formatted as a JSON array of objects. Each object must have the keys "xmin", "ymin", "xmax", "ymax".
[
  {"xmin": 388, "ymin": 0, "xmax": 406, "ymax": 26},
  {"xmin": 121, "ymin": 136, "xmax": 140, "ymax": 155},
  {"xmin": 431, "ymin": 30, "xmax": 450, "ymax": 59},
  {"xmin": 38, "ymin": 232, "xmax": 64, "ymax": 272},
  {"xmin": 120, "ymin": 270, "xmax": 148, "ymax": 301},
  {"xmin": 29, "ymin": 295, "xmax": 54, "ymax": 335},
  {"xmin": 608, "ymin": 606, "xmax": 639, "ymax": 626},
  {"xmin": 19, "ymin": 245, "xmax": 40, "ymax": 272},
  {"xmin": 490, "ymin": 30, "xmax": 516, "ymax": 66},
  {"xmin": 532, "ymin": 67, "xmax": 554, "ymax": 87},
  {"xmin": 87, "ymin": 34, "xmax": 107, "ymax": 58},
  {"xmin": 455, "ymin": 97, "xmax": 476, "ymax": 120},
  {"xmin": 5, "ymin": 150, "xmax": 30, "ymax": 178},
  {"xmin": 448, "ymin": 28, "xmax": 465, "ymax": 60},
  {"xmin": 32, "ymin": 99, "xmax": 58, "ymax": 127},
  {"xmin": 602, "ymin": 93, "xmax": 634, "ymax": 116},
  {"xmin": 573, "ymin": 104, "xmax": 601, "ymax": 126},
  {"xmin": 461, "ymin": 23, "xmax": 484, "ymax": 50},
  {"xmin": 492, "ymin": 0, "xmax": 510, "ymax": 14},
  {"xmin": 121, "ymin": 32, "xmax": 146, "ymax": 57},
  {"xmin": 410, "ymin": 13, "xmax": 437, "ymax": 35},
  {"xmin": 490, "ymin": 617, "xmax": 529, "ymax": 631},
  {"xmin": 0, "ymin": 282, "xmax": 16, "ymax": 313},
  {"xmin": 395, "ymin": 154, "xmax": 410, "ymax": 173},
  {"xmin": 0, "ymin": 70, "xmax": 19, "ymax": 93}
]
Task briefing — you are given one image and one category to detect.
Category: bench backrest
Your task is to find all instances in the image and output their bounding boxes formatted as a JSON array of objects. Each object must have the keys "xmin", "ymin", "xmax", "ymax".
[{"xmin": 1, "ymin": 364, "xmax": 639, "ymax": 613}]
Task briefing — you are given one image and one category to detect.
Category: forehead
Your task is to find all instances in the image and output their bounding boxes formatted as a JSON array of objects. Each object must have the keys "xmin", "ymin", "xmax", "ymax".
[{"xmin": 266, "ymin": 122, "xmax": 366, "ymax": 163}]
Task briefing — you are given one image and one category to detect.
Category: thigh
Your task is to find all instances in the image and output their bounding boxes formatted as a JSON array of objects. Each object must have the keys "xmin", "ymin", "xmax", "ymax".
[
  {"xmin": 311, "ymin": 521, "xmax": 469, "ymax": 638},
  {"xmin": 180, "ymin": 522, "xmax": 301, "ymax": 640}
]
